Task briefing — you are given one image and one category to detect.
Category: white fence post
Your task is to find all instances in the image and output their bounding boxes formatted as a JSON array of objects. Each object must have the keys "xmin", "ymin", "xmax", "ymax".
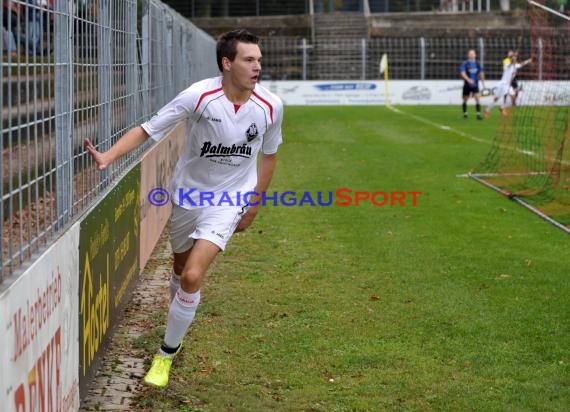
[
  {"xmin": 361, "ymin": 38, "xmax": 367, "ymax": 80},
  {"xmin": 54, "ymin": 0, "xmax": 74, "ymax": 227},
  {"xmin": 420, "ymin": 37, "xmax": 426, "ymax": 80},
  {"xmin": 302, "ymin": 38, "xmax": 308, "ymax": 81},
  {"xmin": 98, "ymin": 0, "xmax": 112, "ymax": 183},
  {"xmin": 127, "ymin": 1, "xmax": 137, "ymax": 128},
  {"xmin": 479, "ymin": 37, "xmax": 485, "ymax": 68},
  {"xmin": 537, "ymin": 37, "xmax": 543, "ymax": 80}
]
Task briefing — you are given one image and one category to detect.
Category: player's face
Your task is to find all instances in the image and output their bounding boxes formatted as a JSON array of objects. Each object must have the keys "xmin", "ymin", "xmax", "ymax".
[
  {"xmin": 226, "ymin": 42, "xmax": 262, "ymax": 91},
  {"xmin": 468, "ymin": 50, "xmax": 476, "ymax": 61}
]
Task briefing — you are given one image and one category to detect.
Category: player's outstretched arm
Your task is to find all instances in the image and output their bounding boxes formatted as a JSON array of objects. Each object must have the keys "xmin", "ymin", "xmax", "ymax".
[
  {"xmin": 235, "ymin": 153, "xmax": 278, "ymax": 232},
  {"xmin": 85, "ymin": 126, "xmax": 150, "ymax": 171}
]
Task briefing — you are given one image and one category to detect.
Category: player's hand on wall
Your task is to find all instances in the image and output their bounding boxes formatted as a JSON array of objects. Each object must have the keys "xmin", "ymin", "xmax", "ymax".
[{"xmin": 84, "ymin": 138, "xmax": 111, "ymax": 171}]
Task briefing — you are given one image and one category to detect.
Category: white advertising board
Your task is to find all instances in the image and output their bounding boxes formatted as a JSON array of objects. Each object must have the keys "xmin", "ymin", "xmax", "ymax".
[
  {"xmin": 0, "ymin": 223, "xmax": 80, "ymax": 412},
  {"xmin": 264, "ymin": 80, "xmax": 570, "ymax": 106}
]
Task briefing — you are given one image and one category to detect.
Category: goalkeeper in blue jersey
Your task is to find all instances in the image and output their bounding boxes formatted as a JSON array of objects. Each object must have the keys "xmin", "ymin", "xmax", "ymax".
[{"xmin": 460, "ymin": 50, "xmax": 486, "ymax": 120}]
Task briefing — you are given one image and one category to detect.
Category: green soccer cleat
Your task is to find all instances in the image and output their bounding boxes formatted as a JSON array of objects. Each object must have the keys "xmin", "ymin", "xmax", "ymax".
[{"xmin": 143, "ymin": 344, "xmax": 182, "ymax": 387}]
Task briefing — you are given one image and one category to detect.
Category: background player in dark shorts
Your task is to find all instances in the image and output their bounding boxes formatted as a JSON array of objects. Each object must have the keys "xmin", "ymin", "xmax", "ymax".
[
  {"xmin": 460, "ymin": 49, "xmax": 486, "ymax": 120},
  {"xmin": 463, "ymin": 82, "xmax": 480, "ymax": 98}
]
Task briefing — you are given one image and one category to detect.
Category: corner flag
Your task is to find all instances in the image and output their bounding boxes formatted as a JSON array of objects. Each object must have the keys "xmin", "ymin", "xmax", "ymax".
[{"xmin": 379, "ymin": 54, "xmax": 389, "ymax": 107}]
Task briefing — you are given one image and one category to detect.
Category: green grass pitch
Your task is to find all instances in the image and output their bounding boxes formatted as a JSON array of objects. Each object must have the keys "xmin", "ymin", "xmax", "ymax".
[{"xmin": 135, "ymin": 106, "xmax": 569, "ymax": 411}]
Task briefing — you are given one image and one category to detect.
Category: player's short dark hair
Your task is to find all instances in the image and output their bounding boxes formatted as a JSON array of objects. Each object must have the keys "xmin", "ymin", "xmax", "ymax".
[{"xmin": 216, "ymin": 29, "xmax": 259, "ymax": 72}]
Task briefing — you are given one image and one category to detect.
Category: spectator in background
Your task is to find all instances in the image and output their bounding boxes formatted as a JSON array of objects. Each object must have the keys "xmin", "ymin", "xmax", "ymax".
[
  {"xmin": 24, "ymin": 0, "xmax": 44, "ymax": 56},
  {"xmin": 2, "ymin": 27, "xmax": 18, "ymax": 57},
  {"xmin": 3, "ymin": 1, "xmax": 22, "ymax": 56}
]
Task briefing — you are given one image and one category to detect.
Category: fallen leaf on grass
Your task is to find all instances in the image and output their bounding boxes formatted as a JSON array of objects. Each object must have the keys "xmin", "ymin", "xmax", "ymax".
[
  {"xmin": 370, "ymin": 294, "xmax": 381, "ymax": 301},
  {"xmin": 199, "ymin": 368, "xmax": 214, "ymax": 376}
]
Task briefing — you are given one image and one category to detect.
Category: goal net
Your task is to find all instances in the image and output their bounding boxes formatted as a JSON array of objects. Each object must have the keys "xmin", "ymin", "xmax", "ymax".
[{"xmin": 470, "ymin": 0, "xmax": 570, "ymax": 233}]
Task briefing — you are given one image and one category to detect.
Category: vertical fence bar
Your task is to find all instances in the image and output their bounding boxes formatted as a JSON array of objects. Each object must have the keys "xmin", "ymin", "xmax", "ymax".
[
  {"xmin": 141, "ymin": 0, "xmax": 151, "ymax": 118},
  {"xmin": 420, "ymin": 37, "xmax": 426, "ymax": 80},
  {"xmin": 127, "ymin": 1, "xmax": 137, "ymax": 127},
  {"xmin": 0, "ymin": 1, "xmax": 4, "ymax": 276},
  {"xmin": 0, "ymin": 0, "xmax": 4, "ymax": 275},
  {"xmin": 54, "ymin": 0, "xmax": 74, "ymax": 228},
  {"xmin": 179, "ymin": 23, "xmax": 187, "ymax": 90},
  {"xmin": 363, "ymin": 0, "xmax": 371, "ymax": 16},
  {"xmin": 479, "ymin": 37, "xmax": 485, "ymax": 68},
  {"xmin": 166, "ymin": 15, "xmax": 174, "ymax": 99},
  {"xmin": 98, "ymin": 0, "xmax": 112, "ymax": 182},
  {"xmin": 302, "ymin": 38, "xmax": 308, "ymax": 80},
  {"xmin": 361, "ymin": 38, "xmax": 367, "ymax": 80},
  {"xmin": 537, "ymin": 37, "xmax": 543, "ymax": 80}
]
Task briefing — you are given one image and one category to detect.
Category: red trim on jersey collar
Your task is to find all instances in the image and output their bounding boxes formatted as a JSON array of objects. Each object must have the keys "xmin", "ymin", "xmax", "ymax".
[
  {"xmin": 234, "ymin": 104, "xmax": 241, "ymax": 114},
  {"xmin": 193, "ymin": 87, "xmax": 223, "ymax": 113},
  {"xmin": 251, "ymin": 91, "xmax": 274, "ymax": 123}
]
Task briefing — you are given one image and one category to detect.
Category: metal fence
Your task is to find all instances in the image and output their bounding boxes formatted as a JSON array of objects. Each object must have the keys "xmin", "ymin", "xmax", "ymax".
[
  {"xmin": 0, "ymin": 0, "xmax": 217, "ymax": 282},
  {"xmin": 168, "ymin": 0, "xmax": 524, "ymax": 17},
  {"xmin": 260, "ymin": 35, "xmax": 569, "ymax": 81}
]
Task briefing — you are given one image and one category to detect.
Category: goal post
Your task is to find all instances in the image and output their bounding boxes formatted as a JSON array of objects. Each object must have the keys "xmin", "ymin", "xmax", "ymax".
[{"xmin": 470, "ymin": 0, "xmax": 570, "ymax": 233}]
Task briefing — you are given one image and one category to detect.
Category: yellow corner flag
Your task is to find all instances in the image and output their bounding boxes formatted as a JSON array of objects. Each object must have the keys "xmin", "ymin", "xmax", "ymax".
[{"xmin": 379, "ymin": 53, "xmax": 389, "ymax": 107}]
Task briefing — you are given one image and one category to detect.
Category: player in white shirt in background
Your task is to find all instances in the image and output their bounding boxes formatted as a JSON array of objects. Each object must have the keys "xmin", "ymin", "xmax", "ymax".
[
  {"xmin": 84, "ymin": 29, "xmax": 284, "ymax": 387},
  {"xmin": 502, "ymin": 50, "xmax": 521, "ymax": 107},
  {"xmin": 485, "ymin": 52, "xmax": 531, "ymax": 118}
]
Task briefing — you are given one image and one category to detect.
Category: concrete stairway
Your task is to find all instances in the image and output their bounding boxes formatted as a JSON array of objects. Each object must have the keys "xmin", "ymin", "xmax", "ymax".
[{"xmin": 311, "ymin": 12, "xmax": 369, "ymax": 80}]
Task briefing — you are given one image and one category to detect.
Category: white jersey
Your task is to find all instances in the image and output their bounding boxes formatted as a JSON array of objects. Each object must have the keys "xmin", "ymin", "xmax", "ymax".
[
  {"xmin": 499, "ymin": 63, "xmax": 522, "ymax": 86},
  {"xmin": 141, "ymin": 76, "xmax": 283, "ymax": 209}
]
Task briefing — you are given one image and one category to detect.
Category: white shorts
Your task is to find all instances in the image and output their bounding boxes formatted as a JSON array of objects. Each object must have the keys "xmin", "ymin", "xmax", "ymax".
[
  {"xmin": 169, "ymin": 203, "xmax": 248, "ymax": 253},
  {"xmin": 495, "ymin": 83, "xmax": 510, "ymax": 98}
]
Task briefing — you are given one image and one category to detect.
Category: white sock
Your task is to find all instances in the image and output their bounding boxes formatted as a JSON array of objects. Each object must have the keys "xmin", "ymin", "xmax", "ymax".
[
  {"xmin": 169, "ymin": 271, "xmax": 181, "ymax": 301},
  {"xmin": 486, "ymin": 100, "xmax": 496, "ymax": 113},
  {"xmin": 163, "ymin": 288, "xmax": 201, "ymax": 349}
]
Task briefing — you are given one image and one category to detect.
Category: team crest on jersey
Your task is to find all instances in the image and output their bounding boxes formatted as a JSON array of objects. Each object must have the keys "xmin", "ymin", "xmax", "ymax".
[{"xmin": 245, "ymin": 123, "xmax": 259, "ymax": 142}]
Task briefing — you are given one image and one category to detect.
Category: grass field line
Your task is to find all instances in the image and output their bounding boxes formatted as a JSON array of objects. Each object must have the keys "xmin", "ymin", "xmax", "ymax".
[
  {"xmin": 390, "ymin": 106, "xmax": 570, "ymax": 166},
  {"xmin": 389, "ymin": 106, "xmax": 490, "ymax": 145}
]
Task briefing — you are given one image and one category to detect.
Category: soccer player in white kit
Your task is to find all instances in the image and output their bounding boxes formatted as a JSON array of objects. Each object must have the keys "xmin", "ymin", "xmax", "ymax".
[
  {"xmin": 84, "ymin": 29, "xmax": 284, "ymax": 387},
  {"xmin": 485, "ymin": 52, "xmax": 531, "ymax": 118}
]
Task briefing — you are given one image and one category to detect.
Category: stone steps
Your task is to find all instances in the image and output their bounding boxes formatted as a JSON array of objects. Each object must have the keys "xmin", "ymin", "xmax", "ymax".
[{"xmin": 312, "ymin": 13, "xmax": 369, "ymax": 79}]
